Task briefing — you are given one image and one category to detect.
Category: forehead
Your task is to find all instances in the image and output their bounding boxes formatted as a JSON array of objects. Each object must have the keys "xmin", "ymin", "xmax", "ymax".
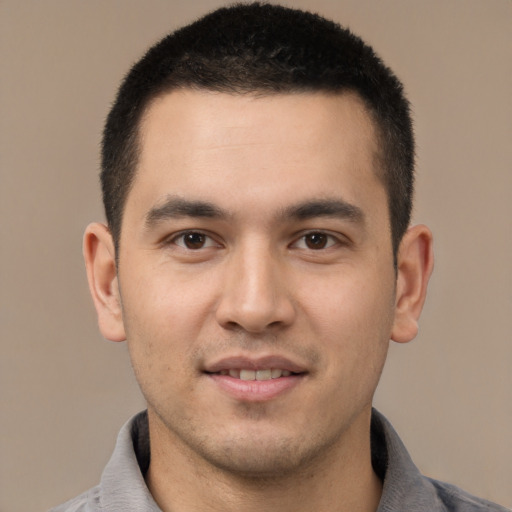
[
  {"xmin": 129, "ymin": 90, "xmax": 385, "ymax": 223},
  {"xmin": 140, "ymin": 89, "xmax": 378, "ymax": 157}
]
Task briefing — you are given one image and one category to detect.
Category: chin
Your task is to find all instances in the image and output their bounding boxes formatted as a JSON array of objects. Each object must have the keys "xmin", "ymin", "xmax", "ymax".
[
  {"xmin": 205, "ymin": 444, "xmax": 308, "ymax": 478},
  {"xmin": 190, "ymin": 426, "xmax": 339, "ymax": 480}
]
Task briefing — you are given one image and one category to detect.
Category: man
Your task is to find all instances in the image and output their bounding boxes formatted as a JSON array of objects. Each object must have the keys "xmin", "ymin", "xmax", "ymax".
[{"xmin": 51, "ymin": 3, "xmax": 508, "ymax": 511}]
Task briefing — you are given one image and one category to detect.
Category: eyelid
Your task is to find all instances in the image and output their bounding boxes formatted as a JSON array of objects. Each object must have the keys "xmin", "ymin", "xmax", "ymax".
[
  {"xmin": 160, "ymin": 228, "xmax": 349, "ymax": 251},
  {"xmin": 290, "ymin": 230, "xmax": 349, "ymax": 250},
  {"xmin": 164, "ymin": 230, "xmax": 222, "ymax": 249}
]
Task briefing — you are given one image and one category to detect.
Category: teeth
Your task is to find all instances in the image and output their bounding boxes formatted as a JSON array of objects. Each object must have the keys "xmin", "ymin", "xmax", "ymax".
[
  {"xmin": 220, "ymin": 368, "xmax": 293, "ymax": 380},
  {"xmin": 240, "ymin": 369, "xmax": 256, "ymax": 381},
  {"xmin": 256, "ymin": 369, "xmax": 272, "ymax": 381}
]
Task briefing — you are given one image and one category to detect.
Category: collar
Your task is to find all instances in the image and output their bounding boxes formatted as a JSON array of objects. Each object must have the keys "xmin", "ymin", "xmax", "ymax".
[{"xmin": 95, "ymin": 409, "xmax": 447, "ymax": 511}]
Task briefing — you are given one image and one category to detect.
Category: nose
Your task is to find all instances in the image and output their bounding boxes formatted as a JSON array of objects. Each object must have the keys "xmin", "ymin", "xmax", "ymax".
[{"xmin": 215, "ymin": 243, "xmax": 296, "ymax": 333}]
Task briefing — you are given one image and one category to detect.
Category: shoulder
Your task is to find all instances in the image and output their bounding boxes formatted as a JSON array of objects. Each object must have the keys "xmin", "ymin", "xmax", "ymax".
[
  {"xmin": 371, "ymin": 410, "xmax": 509, "ymax": 512},
  {"xmin": 428, "ymin": 478, "xmax": 510, "ymax": 512},
  {"xmin": 47, "ymin": 486, "xmax": 101, "ymax": 512}
]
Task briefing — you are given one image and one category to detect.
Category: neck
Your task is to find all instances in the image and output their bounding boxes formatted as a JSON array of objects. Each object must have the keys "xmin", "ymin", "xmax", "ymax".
[{"xmin": 145, "ymin": 409, "xmax": 382, "ymax": 512}]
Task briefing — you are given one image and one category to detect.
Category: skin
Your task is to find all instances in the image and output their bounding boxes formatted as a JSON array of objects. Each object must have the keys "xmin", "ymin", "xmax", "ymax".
[{"xmin": 84, "ymin": 90, "xmax": 433, "ymax": 512}]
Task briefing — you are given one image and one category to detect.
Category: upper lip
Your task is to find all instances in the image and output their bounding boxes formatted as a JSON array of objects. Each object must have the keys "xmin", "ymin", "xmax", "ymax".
[{"xmin": 203, "ymin": 355, "xmax": 308, "ymax": 374}]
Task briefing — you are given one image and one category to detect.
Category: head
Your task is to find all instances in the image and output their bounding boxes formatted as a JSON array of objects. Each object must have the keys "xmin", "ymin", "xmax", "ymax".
[
  {"xmin": 85, "ymin": 2, "xmax": 433, "ymax": 489},
  {"xmin": 101, "ymin": 2, "xmax": 414, "ymax": 258}
]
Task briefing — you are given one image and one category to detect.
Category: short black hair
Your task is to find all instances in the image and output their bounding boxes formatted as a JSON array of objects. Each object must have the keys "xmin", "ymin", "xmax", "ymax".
[{"xmin": 101, "ymin": 2, "xmax": 414, "ymax": 257}]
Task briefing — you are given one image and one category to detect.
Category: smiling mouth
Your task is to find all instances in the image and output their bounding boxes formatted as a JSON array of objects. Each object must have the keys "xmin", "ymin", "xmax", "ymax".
[
  {"xmin": 215, "ymin": 368, "xmax": 294, "ymax": 380},
  {"xmin": 205, "ymin": 362, "xmax": 306, "ymax": 401}
]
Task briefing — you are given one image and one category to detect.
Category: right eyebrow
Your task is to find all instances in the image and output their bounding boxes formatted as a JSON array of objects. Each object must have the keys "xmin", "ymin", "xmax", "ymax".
[
  {"xmin": 145, "ymin": 196, "xmax": 229, "ymax": 228},
  {"xmin": 281, "ymin": 198, "xmax": 365, "ymax": 225}
]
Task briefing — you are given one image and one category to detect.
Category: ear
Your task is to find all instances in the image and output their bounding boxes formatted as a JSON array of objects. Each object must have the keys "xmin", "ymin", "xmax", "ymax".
[
  {"xmin": 391, "ymin": 224, "xmax": 434, "ymax": 343},
  {"xmin": 83, "ymin": 223, "xmax": 126, "ymax": 342}
]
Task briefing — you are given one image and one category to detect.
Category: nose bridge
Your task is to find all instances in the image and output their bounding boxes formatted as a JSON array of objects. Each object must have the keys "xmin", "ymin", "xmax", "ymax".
[{"xmin": 216, "ymin": 236, "xmax": 294, "ymax": 332}]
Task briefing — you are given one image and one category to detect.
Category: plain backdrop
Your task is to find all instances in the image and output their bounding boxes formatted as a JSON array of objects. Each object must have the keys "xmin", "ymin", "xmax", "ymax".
[{"xmin": 1, "ymin": 1, "xmax": 510, "ymax": 511}]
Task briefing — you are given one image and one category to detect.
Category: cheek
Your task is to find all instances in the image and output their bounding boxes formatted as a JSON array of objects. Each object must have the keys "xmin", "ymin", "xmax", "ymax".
[
  {"xmin": 299, "ymin": 268, "xmax": 395, "ymax": 377},
  {"xmin": 121, "ymin": 259, "xmax": 216, "ymax": 333},
  {"xmin": 303, "ymin": 268, "xmax": 395, "ymax": 332},
  {"xmin": 118, "ymin": 265, "xmax": 217, "ymax": 384}
]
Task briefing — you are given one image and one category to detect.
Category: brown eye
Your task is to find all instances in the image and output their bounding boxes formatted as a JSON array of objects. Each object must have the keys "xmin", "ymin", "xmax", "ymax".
[
  {"xmin": 292, "ymin": 232, "xmax": 339, "ymax": 251},
  {"xmin": 304, "ymin": 232, "xmax": 329, "ymax": 249},
  {"xmin": 174, "ymin": 232, "xmax": 215, "ymax": 250},
  {"xmin": 184, "ymin": 232, "xmax": 205, "ymax": 249}
]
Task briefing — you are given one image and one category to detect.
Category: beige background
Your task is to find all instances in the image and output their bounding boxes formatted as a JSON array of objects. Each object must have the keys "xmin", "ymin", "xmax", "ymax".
[{"xmin": 1, "ymin": 1, "xmax": 511, "ymax": 511}]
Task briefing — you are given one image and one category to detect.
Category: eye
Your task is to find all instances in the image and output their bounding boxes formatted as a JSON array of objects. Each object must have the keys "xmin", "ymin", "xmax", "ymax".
[
  {"xmin": 173, "ymin": 231, "xmax": 218, "ymax": 250},
  {"xmin": 293, "ymin": 232, "xmax": 338, "ymax": 250}
]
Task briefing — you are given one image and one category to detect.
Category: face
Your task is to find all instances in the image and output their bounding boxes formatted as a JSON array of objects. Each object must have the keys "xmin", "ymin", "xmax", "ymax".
[{"xmin": 112, "ymin": 90, "xmax": 400, "ymax": 476}]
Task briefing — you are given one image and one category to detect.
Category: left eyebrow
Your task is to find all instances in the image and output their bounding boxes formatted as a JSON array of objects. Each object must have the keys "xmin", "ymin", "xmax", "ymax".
[
  {"xmin": 145, "ymin": 196, "xmax": 229, "ymax": 228},
  {"xmin": 281, "ymin": 199, "xmax": 365, "ymax": 224}
]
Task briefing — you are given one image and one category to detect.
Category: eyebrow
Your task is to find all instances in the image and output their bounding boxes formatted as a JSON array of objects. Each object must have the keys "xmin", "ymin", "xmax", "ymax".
[
  {"xmin": 281, "ymin": 199, "xmax": 365, "ymax": 224},
  {"xmin": 145, "ymin": 196, "xmax": 228, "ymax": 227},
  {"xmin": 145, "ymin": 196, "xmax": 364, "ymax": 228}
]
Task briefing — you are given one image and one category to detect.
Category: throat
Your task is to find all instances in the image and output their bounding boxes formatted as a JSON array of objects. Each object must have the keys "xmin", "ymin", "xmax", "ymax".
[{"xmin": 146, "ymin": 425, "xmax": 382, "ymax": 512}]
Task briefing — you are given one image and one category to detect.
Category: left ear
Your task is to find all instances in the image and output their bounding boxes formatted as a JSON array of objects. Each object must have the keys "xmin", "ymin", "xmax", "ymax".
[{"xmin": 391, "ymin": 224, "xmax": 434, "ymax": 343}]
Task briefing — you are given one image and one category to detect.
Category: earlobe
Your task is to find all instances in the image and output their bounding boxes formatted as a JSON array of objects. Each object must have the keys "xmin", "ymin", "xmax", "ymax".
[
  {"xmin": 391, "ymin": 224, "xmax": 434, "ymax": 344},
  {"xmin": 83, "ymin": 223, "xmax": 126, "ymax": 342}
]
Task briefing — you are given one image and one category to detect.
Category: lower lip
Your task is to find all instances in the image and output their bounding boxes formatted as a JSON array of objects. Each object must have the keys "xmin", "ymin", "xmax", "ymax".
[{"xmin": 207, "ymin": 373, "xmax": 303, "ymax": 402}]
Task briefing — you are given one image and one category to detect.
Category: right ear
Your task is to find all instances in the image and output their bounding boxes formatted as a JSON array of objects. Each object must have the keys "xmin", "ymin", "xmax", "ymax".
[{"xmin": 83, "ymin": 223, "xmax": 126, "ymax": 342}]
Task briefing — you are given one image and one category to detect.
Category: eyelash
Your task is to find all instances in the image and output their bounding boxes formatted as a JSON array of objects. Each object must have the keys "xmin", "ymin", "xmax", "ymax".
[
  {"xmin": 169, "ymin": 231, "xmax": 220, "ymax": 250},
  {"xmin": 292, "ymin": 231, "xmax": 341, "ymax": 250},
  {"xmin": 166, "ymin": 230, "xmax": 345, "ymax": 251}
]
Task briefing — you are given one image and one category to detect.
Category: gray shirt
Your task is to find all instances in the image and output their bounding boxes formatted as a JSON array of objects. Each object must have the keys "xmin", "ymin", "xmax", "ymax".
[{"xmin": 50, "ymin": 410, "xmax": 509, "ymax": 511}]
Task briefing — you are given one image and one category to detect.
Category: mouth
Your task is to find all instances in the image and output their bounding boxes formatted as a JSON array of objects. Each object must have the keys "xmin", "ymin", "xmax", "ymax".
[
  {"xmin": 203, "ymin": 356, "xmax": 307, "ymax": 401},
  {"xmin": 212, "ymin": 368, "xmax": 294, "ymax": 380}
]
